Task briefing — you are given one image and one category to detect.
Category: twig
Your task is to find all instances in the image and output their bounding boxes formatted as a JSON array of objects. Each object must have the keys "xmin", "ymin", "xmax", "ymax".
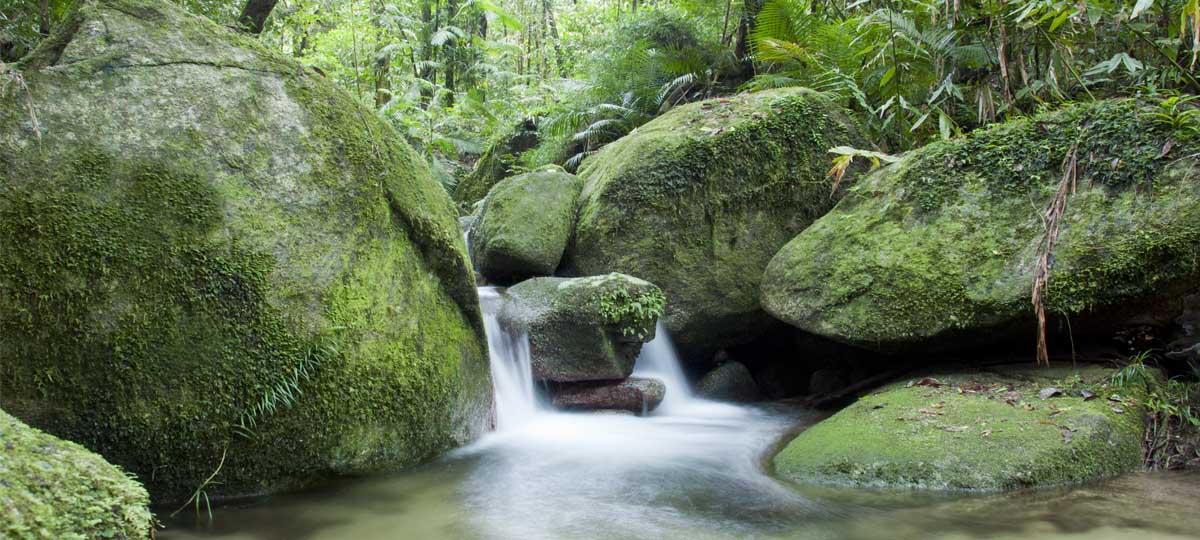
[{"xmin": 0, "ymin": 61, "xmax": 41, "ymax": 141}]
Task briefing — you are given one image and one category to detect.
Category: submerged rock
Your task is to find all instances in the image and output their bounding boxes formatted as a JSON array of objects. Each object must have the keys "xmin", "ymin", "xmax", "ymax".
[
  {"xmin": 0, "ymin": 0, "xmax": 490, "ymax": 502},
  {"xmin": 696, "ymin": 361, "xmax": 760, "ymax": 402},
  {"xmin": 0, "ymin": 409, "xmax": 153, "ymax": 540},
  {"xmin": 565, "ymin": 88, "xmax": 866, "ymax": 364},
  {"xmin": 503, "ymin": 274, "xmax": 665, "ymax": 382},
  {"xmin": 763, "ymin": 99, "xmax": 1200, "ymax": 352},
  {"xmin": 552, "ymin": 377, "xmax": 667, "ymax": 414},
  {"xmin": 773, "ymin": 366, "xmax": 1144, "ymax": 490},
  {"xmin": 454, "ymin": 119, "xmax": 540, "ymax": 205},
  {"xmin": 471, "ymin": 169, "xmax": 583, "ymax": 284}
]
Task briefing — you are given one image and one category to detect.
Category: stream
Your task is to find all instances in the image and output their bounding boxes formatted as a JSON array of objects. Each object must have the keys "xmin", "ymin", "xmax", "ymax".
[{"xmin": 161, "ymin": 286, "xmax": 1200, "ymax": 540}]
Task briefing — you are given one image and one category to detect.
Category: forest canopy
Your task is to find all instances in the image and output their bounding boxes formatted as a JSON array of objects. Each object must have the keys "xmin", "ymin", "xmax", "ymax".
[{"xmin": 4, "ymin": 0, "xmax": 1199, "ymax": 191}]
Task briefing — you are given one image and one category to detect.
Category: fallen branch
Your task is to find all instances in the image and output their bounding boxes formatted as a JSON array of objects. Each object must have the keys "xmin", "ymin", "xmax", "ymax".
[{"xmin": 1032, "ymin": 144, "xmax": 1077, "ymax": 366}]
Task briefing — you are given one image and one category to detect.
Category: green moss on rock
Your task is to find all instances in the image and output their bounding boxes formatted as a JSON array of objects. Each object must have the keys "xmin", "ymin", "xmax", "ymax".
[
  {"xmin": 773, "ymin": 365, "xmax": 1144, "ymax": 490},
  {"xmin": 762, "ymin": 99, "xmax": 1200, "ymax": 351},
  {"xmin": 565, "ymin": 88, "xmax": 866, "ymax": 362},
  {"xmin": 0, "ymin": 409, "xmax": 153, "ymax": 540},
  {"xmin": 503, "ymin": 274, "xmax": 665, "ymax": 382},
  {"xmin": 471, "ymin": 169, "xmax": 583, "ymax": 284},
  {"xmin": 0, "ymin": 0, "xmax": 489, "ymax": 503},
  {"xmin": 453, "ymin": 119, "xmax": 540, "ymax": 206}
]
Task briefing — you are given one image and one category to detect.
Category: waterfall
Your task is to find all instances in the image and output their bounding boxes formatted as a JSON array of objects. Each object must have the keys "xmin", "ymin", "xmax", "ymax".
[
  {"xmin": 479, "ymin": 287, "xmax": 542, "ymax": 430},
  {"xmin": 632, "ymin": 323, "xmax": 695, "ymax": 415}
]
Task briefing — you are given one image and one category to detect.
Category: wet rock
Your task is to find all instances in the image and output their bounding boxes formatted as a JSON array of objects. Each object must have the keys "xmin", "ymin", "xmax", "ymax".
[
  {"xmin": 774, "ymin": 365, "xmax": 1144, "ymax": 490},
  {"xmin": 454, "ymin": 119, "xmax": 540, "ymax": 205},
  {"xmin": 552, "ymin": 378, "xmax": 666, "ymax": 414},
  {"xmin": 470, "ymin": 170, "xmax": 583, "ymax": 285},
  {"xmin": 503, "ymin": 274, "xmax": 665, "ymax": 382},
  {"xmin": 0, "ymin": 409, "xmax": 153, "ymax": 539},
  {"xmin": 0, "ymin": 0, "xmax": 490, "ymax": 502},
  {"xmin": 809, "ymin": 369, "xmax": 849, "ymax": 396},
  {"xmin": 763, "ymin": 99, "xmax": 1200, "ymax": 354},
  {"xmin": 697, "ymin": 361, "xmax": 760, "ymax": 402},
  {"xmin": 565, "ymin": 88, "xmax": 867, "ymax": 363}
]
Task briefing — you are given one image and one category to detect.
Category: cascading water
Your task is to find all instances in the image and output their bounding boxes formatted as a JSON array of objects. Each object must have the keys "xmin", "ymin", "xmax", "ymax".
[
  {"xmin": 631, "ymin": 323, "xmax": 693, "ymax": 414},
  {"xmin": 478, "ymin": 287, "xmax": 542, "ymax": 430}
]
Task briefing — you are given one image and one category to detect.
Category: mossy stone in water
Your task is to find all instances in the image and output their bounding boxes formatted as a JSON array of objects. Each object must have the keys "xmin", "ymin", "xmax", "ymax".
[
  {"xmin": 503, "ymin": 274, "xmax": 665, "ymax": 382},
  {"xmin": 0, "ymin": 0, "xmax": 489, "ymax": 503},
  {"xmin": 566, "ymin": 88, "xmax": 865, "ymax": 363},
  {"xmin": 0, "ymin": 409, "xmax": 153, "ymax": 540},
  {"xmin": 762, "ymin": 99, "xmax": 1200, "ymax": 352},
  {"xmin": 773, "ymin": 366, "xmax": 1144, "ymax": 490},
  {"xmin": 471, "ymin": 169, "xmax": 583, "ymax": 284}
]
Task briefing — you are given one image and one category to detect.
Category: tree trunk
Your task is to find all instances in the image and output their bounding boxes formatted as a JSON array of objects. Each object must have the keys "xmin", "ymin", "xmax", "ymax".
[
  {"xmin": 38, "ymin": 0, "xmax": 52, "ymax": 36},
  {"xmin": 543, "ymin": 0, "xmax": 566, "ymax": 77},
  {"xmin": 238, "ymin": 0, "xmax": 278, "ymax": 34},
  {"xmin": 732, "ymin": 0, "xmax": 764, "ymax": 81},
  {"xmin": 372, "ymin": 1, "xmax": 390, "ymax": 108}
]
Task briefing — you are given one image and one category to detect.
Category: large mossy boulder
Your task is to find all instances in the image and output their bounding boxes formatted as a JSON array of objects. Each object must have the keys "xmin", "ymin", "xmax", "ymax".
[
  {"xmin": 453, "ymin": 119, "xmax": 540, "ymax": 205},
  {"xmin": 1, "ymin": 409, "xmax": 153, "ymax": 540},
  {"xmin": 0, "ymin": 0, "xmax": 490, "ymax": 502},
  {"xmin": 774, "ymin": 366, "xmax": 1144, "ymax": 490},
  {"xmin": 763, "ymin": 99, "xmax": 1200, "ymax": 351},
  {"xmin": 565, "ymin": 88, "xmax": 865, "ymax": 363},
  {"xmin": 503, "ymin": 274, "xmax": 665, "ymax": 382},
  {"xmin": 470, "ymin": 169, "xmax": 583, "ymax": 284}
]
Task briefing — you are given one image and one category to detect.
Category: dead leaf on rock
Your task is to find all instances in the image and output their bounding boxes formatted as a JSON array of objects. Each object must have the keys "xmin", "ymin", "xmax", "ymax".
[
  {"xmin": 1080, "ymin": 389, "xmax": 1096, "ymax": 401},
  {"xmin": 908, "ymin": 378, "xmax": 944, "ymax": 388},
  {"xmin": 1038, "ymin": 387, "xmax": 1062, "ymax": 400},
  {"xmin": 1110, "ymin": 405, "xmax": 1126, "ymax": 414},
  {"xmin": 930, "ymin": 402, "xmax": 945, "ymax": 409},
  {"xmin": 1061, "ymin": 427, "xmax": 1074, "ymax": 444},
  {"xmin": 942, "ymin": 425, "xmax": 968, "ymax": 433},
  {"xmin": 919, "ymin": 408, "xmax": 945, "ymax": 416}
]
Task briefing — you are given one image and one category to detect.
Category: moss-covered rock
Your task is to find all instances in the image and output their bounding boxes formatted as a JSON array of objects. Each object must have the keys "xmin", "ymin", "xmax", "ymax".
[
  {"xmin": 0, "ymin": 409, "xmax": 153, "ymax": 540},
  {"xmin": 453, "ymin": 119, "xmax": 540, "ymax": 206},
  {"xmin": 0, "ymin": 0, "xmax": 490, "ymax": 503},
  {"xmin": 471, "ymin": 169, "xmax": 583, "ymax": 284},
  {"xmin": 502, "ymin": 274, "xmax": 665, "ymax": 382},
  {"xmin": 762, "ymin": 99, "xmax": 1200, "ymax": 351},
  {"xmin": 565, "ymin": 88, "xmax": 865, "ymax": 363},
  {"xmin": 773, "ymin": 365, "xmax": 1144, "ymax": 490}
]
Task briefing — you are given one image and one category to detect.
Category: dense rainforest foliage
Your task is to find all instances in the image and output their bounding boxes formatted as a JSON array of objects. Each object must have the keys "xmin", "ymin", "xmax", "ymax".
[{"xmin": 5, "ymin": 0, "xmax": 1200, "ymax": 186}]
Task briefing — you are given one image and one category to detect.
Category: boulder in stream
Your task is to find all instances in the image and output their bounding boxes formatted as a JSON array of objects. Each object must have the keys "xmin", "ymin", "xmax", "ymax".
[
  {"xmin": 470, "ymin": 169, "xmax": 583, "ymax": 284},
  {"xmin": 696, "ymin": 361, "xmax": 760, "ymax": 402},
  {"xmin": 762, "ymin": 99, "xmax": 1200, "ymax": 353},
  {"xmin": 773, "ymin": 365, "xmax": 1144, "ymax": 490},
  {"xmin": 0, "ymin": 409, "xmax": 154, "ymax": 540},
  {"xmin": 551, "ymin": 377, "xmax": 667, "ymax": 414},
  {"xmin": 0, "ymin": 0, "xmax": 490, "ymax": 503},
  {"xmin": 503, "ymin": 274, "xmax": 665, "ymax": 382},
  {"xmin": 564, "ymin": 88, "xmax": 867, "ymax": 365}
]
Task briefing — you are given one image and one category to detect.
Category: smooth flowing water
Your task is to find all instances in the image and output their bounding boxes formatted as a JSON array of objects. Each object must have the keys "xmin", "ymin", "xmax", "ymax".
[{"xmin": 161, "ymin": 288, "xmax": 1200, "ymax": 540}]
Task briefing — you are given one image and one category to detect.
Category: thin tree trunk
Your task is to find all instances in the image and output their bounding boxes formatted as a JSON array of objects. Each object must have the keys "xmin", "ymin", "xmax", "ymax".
[
  {"xmin": 543, "ymin": 0, "xmax": 566, "ymax": 77},
  {"xmin": 372, "ymin": 1, "xmax": 390, "ymax": 108},
  {"xmin": 38, "ymin": 0, "xmax": 51, "ymax": 35},
  {"xmin": 239, "ymin": 0, "xmax": 279, "ymax": 34}
]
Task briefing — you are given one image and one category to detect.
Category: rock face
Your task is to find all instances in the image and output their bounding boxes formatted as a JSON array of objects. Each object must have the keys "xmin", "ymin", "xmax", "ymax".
[
  {"xmin": 0, "ymin": 409, "xmax": 153, "ymax": 540},
  {"xmin": 470, "ymin": 170, "xmax": 583, "ymax": 284},
  {"xmin": 565, "ymin": 88, "xmax": 865, "ymax": 364},
  {"xmin": 774, "ymin": 366, "xmax": 1143, "ymax": 490},
  {"xmin": 0, "ymin": 0, "xmax": 490, "ymax": 502},
  {"xmin": 763, "ymin": 99, "xmax": 1200, "ymax": 352},
  {"xmin": 551, "ymin": 378, "xmax": 666, "ymax": 414},
  {"xmin": 696, "ymin": 361, "xmax": 759, "ymax": 402},
  {"xmin": 453, "ymin": 119, "xmax": 540, "ymax": 205},
  {"xmin": 503, "ymin": 274, "xmax": 665, "ymax": 382}
]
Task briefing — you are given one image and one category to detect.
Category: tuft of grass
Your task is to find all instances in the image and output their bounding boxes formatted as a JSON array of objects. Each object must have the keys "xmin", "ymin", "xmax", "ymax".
[{"xmin": 1111, "ymin": 350, "xmax": 1200, "ymax": 469}]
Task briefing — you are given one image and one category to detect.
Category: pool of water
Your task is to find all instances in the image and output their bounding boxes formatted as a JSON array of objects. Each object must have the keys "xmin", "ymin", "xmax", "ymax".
[{"xmin": 160, "ymin": 401, "xmax": 1200, "ymax": 540}]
